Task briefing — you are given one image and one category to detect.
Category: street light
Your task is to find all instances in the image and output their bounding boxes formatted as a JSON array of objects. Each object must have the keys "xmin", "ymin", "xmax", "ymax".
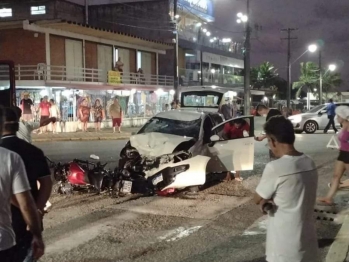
[
  {"xmin": 236, "ymin": 6, "xmax": 251, "ymax": 116},
  {"xmin": 308, "ymin": 44, "xmax": 318, "ymax": 53},
  {"xmin": 329, "ymin": 64, "xmax": 336, "ymax": 71},
  {"xmin": 206, "ymin": 31, "xmax": 211, "ymax": 36}
]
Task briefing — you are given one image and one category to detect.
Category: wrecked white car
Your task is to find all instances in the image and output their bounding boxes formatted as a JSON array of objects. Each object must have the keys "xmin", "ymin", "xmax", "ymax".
[{"xmin": 117, "ymin": 109, "xmax": 255, "ymax": 195}]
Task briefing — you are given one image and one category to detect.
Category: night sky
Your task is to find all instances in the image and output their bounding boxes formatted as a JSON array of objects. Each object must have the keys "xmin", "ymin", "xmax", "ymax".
[{"xmin": 214, "ymin": 0, "xmax": 349, "ymax": 86}]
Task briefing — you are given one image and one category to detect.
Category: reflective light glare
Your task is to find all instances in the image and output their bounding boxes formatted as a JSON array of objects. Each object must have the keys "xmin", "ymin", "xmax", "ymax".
[
  {"xmin": 263, "ymin": 96, "xmax": 268, "ymax": 102},
  {"xmin": 169, "ymin": 89, "xmax": 175, "ymax": 95},
  {"xmin": 314, "ymin": 88, "xmax": 317, "ymax": 91},
  {"xmin": 308, "ymin": 44, "xmax": 317, "ymax": 53},
  {"xmin": 155, "ymin": 88, "xmax": 164, "ymax": 95},
  {"xmin": 222, "ymin": 38, "xmax": 232, "ymax": 43},
  {"xmin": 237, "ymin": 12, "xmax": 243, "ymax": 18},
  {"xmin": 211, "ymin": 85, "xmax": 217, "ymax": 89},
  {"xmin": 241, "ymin": 15, "xmax": 248, "ymax": 22},
  {"xmin": 202, "ymin": 28, "xmax": 207, "ymax": 33},
  {"xmin": 196, "ymin": 22, "xmax": 202, "ymax": 27},
  {"xmin": 174, "ymin": 14, "xmax": 180, "ymax": 19},
  {"xmin": 237, "ymin": 19, "xmax": 241, "ymax": 24},
  {"xmin": 198, "ymin": 71, "xmax": 201, "ymax": 74},
  {"xmin": 229, "ymin": 48, "xmax": 232, "ymax": 51},
  {"xmin": 213, "ymin": 37, "xmax": 217, "ymax": 40},
  {"xmin": 329, "ymin": 64, "xmax": 336, "ymax": 71},
  {"xmin": 210, "ymin": 39, "xmax": 214, "ymax": 43},
  {"xmin": 193, "ymin": 37, "xmax": 197, "ymax": 41},
  {"xmin": 210, "ymin": 69, "xmax": 216, "ymax": 73},
  {"xmin": 206, "ymin": 31, "xmax": 211, "ymax": 36}
]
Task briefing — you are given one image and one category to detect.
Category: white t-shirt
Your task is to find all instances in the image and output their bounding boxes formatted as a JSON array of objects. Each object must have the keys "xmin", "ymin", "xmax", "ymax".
[
  {"xmin": 49, "ymin": 104, "xmax": 60, "ymax": 118},
  {"xmin": 256, "ymin": 154, "xmax": 318, "ymax": 262},
  {"xmin": 0, "ymin": 148, "xmax": 31, "ymax": 251},
  {"xmin": 17, "ymin": 121, "xmax": 40, "ymax": 144}
]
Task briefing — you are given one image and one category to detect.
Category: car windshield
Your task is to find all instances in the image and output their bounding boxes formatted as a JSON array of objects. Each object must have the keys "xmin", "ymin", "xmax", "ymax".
[
  {"xmin": 307, "ymin": 104, "xmax": 325, "ymax": 113},
  {"xmin": 138, "ymin": 117, "xmax": 201, "ymax": 139}
]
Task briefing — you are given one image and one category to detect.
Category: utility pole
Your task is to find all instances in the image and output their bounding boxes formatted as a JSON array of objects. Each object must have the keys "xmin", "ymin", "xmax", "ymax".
[
  {"xmin": 319, "ymin": 50, "xmax": 323, "ymax": 104},
  {"xmin": 85, "ymin": 0, "xmax": 89, "ymax": 24},
  {"xmin": 173, "ymin": 0, "xmax": 179, "ymax": 101},
  {"xmin": 281, "ymin": 28, "xmax": 298, "ymax": 108},
  {"xmin": 243, "ymin": 0, "xmax": 251, "ymax": 116}
]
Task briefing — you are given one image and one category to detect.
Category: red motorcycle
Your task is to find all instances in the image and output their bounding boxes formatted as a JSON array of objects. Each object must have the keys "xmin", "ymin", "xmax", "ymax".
[{"xmin": 48, "ymin": 155, "xmax": 113, "ymax": 194}]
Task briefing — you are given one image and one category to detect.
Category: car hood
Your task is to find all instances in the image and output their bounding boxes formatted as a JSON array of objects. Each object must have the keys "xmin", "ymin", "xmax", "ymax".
[
  {"xmin": 290, "ymin": 112, "xmax": 317, "ymax": 118},
  {"xmin": 130, "ymin": 132, "xmax": 194, "ymax": 157}
]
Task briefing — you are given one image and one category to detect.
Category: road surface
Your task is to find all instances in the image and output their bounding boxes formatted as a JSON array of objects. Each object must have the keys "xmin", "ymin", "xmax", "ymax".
[{"xmin": 34, "ymin": 132, "xmax": 345, "ymax": 262}]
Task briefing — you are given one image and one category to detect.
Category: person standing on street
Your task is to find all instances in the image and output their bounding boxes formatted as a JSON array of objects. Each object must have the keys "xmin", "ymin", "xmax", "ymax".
[
  {"xmin": 0, "ymin": 107, "xmax": 45, "ymax": 262},
  {"xmin": 219, "ymin": 98, "xmax": 233, "ymax": 120},
  {"xmin": 1, "ymin": 107, "xmax": 52, "ymax": 262},
  {"xmin": 20, "ymin": 92, "xmax": 33, "ymax": 122},
  {"xmin": 109, "ymin": 97, "xmax": 123, "ymax": 133},
  {"xmin": 255, "ymin": 116, "xmax": 318, "ymax": 262},
  {"xmin": 318, "ymin": 106, "xmax": 349, "ymax": 205},
  {"xmin": 255, "ymin": 104, "xmax": 283, "ymax": 160},
  {"xmin": 38, "ymin": 96, "xmax": 51, "ymax": 134},
  {"xmin": 49, "ymin": 99, "xmax": 60, "ymax": 134},
  {"xmin": 324, "ymin": 99, "xmax": 338, "ymax": 134}
]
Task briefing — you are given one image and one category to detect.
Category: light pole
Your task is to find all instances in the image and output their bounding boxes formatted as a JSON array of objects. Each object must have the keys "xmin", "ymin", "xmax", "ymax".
[
  {"xmin": 236, "ymin": 2, "xmax": 251, "ymax": 116},
  {"xmin": 173, "ymin": 0, "xmax": 179, "ymax": 101}
]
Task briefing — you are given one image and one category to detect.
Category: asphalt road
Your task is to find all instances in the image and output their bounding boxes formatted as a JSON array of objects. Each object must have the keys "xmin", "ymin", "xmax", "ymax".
[{"xmin": 34, "ymin": 132, "xmax": 345, "ymax": 262}]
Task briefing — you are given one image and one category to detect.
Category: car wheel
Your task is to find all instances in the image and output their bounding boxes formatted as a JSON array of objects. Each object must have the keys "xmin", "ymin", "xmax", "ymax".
[{"xmin": 304, "ymin": 121, "xmax": 317, "ymax": 134}]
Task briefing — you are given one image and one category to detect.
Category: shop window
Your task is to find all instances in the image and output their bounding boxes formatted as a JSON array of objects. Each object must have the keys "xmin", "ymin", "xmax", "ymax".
[
  {"xmin": 31, "ymin": 6, "xmax": 46, "ymax": 15},
  {"xmin": 0, "ymin": 8, "xmax": 12, "ymax": 17}
]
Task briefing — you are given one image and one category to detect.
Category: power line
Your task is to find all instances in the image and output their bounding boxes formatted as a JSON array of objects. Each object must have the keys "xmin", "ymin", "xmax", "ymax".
[{"xmin": 281, "ymin": 28, "xmax": 298, "ymax": 108}]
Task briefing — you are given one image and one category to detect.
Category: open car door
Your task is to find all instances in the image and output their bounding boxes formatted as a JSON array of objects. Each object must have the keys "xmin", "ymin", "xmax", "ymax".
[{"xmin": 207, "ymin": 116, "xmax": 255, "ymax": 172}]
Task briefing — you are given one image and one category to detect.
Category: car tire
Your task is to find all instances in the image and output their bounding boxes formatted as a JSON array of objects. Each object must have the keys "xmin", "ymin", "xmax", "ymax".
[{"xmin": 304, "ymin": 121, "xmax": 317, "ymax": 134}]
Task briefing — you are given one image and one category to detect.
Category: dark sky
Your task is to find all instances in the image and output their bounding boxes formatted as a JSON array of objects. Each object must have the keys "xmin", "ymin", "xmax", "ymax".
[{"xmin": 214, "ymin": 0, "xmax": 349, "ymax": 85}]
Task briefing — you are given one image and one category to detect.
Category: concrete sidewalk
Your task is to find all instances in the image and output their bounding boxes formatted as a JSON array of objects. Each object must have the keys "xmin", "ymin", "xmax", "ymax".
[{"xmin": 32, "ymin": 127, "xmax": 140, "ymax": 142}]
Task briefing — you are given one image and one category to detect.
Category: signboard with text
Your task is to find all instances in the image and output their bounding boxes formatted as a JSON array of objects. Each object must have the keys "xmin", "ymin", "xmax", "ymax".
[
  {"xmin": 178, "ymin": 0, "xmax": 214, "ymax": 22},
  {"xmin": 108, "ymin": 71, "xmax": 121, "ymax": 84}
]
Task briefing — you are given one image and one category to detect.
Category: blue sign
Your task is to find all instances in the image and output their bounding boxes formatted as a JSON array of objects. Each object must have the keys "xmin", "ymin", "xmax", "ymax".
[{"xmin": 178, "ymin": 0, "xmax": 215, "ymax": 22}]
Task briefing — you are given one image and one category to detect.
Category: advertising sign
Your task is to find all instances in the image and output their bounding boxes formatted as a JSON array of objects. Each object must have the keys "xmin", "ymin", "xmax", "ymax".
[
  {"xmin": 178, "ymin": 0, "xmax": 214, "ymax": 22},
  {"xmin": 108, "ymin": 71, "xmax": 121, "ymax": 84}
]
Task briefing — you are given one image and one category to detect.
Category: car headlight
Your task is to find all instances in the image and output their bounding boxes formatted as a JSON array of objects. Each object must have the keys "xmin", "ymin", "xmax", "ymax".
[{"xmin": 289, "ymin": 115, "xmax": 302, "ymax": 123}]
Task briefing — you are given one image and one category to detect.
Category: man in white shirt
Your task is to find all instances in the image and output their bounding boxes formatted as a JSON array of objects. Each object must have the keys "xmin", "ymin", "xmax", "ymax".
[
  {"xmin": 0, "ymin": 107, "xmax": 45, "ymax": 261},
  {"xmin": 254, "ymin": 116, "xmax": 318, "ymax": 262}
]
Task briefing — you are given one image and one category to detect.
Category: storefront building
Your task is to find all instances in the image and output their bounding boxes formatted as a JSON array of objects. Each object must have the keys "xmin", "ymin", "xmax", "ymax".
[{"xmin": 0, "ymin": 14, "xmax": 174, "ymax": 130}]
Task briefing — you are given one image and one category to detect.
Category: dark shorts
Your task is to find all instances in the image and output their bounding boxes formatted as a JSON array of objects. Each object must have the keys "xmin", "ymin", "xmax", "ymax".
[
  {"xmin": 112, "ymin": 118, "xmax": 121, "ymax": 127},
  {"xmin": 337, "ymin": 151, "xmax": 349, "ymax": 164},
  {"xmin": 95, "ymin": 116, "xmax": 102, "ymax": 123},
  {"xmin": 40, "ymin": 115, "xmax": 49, "ymax": 122}
]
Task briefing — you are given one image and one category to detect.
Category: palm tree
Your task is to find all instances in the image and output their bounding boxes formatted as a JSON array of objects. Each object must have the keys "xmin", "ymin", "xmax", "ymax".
[
  {"xmin": 292, "ymin": 62, "xmax": 319, "ymax": 98},
  {"xmin": 322, "ymin": 72, "xmax": 342, "ymax": 99},
  {"xmin": 257, "ymin": 62, "xmax": 278, "ymax": 89}
]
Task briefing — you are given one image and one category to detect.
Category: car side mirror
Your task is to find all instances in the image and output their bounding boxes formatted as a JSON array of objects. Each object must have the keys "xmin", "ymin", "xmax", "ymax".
[{"xmin": 210, "ymin": 135, "xmax": 220, "ymax": 142}]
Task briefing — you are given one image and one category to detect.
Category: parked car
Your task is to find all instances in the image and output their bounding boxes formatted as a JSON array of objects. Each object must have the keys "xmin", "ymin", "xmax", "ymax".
[{"xmin": 288, "ymin": 103, "xmax": 349, "ymax": 134}]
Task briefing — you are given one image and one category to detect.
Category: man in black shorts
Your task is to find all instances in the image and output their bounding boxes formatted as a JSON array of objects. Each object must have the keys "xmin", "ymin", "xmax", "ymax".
[
  {"xmin": 255, "ymin": 104, "xmax": 283, "ymax": 160},
  {"xmin": 1, "ymin": 107, "xmax": 52, "ymax": 262}
]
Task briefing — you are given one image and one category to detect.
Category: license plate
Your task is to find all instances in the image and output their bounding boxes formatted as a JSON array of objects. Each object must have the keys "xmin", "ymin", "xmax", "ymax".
[
  {"xmin": 152, "ymin": 174, "xmax": 163, "ymax": 185},
  {"xmin": 121, "ymin": 181, "xmax": 132, "ymax": 193}
]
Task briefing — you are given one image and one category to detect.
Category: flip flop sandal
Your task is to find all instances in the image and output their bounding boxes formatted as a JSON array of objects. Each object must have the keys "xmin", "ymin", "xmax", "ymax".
[{"xmin": 235, "ymin": 177, "xmax": 244, "ymax": 182}]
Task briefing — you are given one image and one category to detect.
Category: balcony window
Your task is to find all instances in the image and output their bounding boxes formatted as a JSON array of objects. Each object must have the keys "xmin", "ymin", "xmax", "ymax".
[
  {"xmin": 0, "ymin": 8, "xmax": 12, "ymax": 18},
  {"xmin": 31, "ymin": 6, "xmax": 46, "ymax": 15}
]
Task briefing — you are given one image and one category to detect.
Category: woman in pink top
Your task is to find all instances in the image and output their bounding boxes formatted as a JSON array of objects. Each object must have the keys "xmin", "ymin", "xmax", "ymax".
[
  {"xmin": 318, "ymin": 106, "xmax": 349, "ymax": 205},
  {"xmin": 38, "ymin": 96, "xmax": 51, "ymax": 134}
]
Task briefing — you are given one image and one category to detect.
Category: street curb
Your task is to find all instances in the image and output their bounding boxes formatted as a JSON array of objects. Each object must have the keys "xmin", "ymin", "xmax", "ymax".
[
  {"xmin": 33, "ymin": 135, "xmax": 131, "ymax": 143},
  {"xmin": 325, "ymin": 215, "xmax": 349, "ymax": 262}
]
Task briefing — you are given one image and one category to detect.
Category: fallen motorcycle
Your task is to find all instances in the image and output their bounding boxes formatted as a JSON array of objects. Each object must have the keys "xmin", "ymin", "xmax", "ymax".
[{"xmin": 49, "ymin": 155, "xmax": 114, "ymax": 195}]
